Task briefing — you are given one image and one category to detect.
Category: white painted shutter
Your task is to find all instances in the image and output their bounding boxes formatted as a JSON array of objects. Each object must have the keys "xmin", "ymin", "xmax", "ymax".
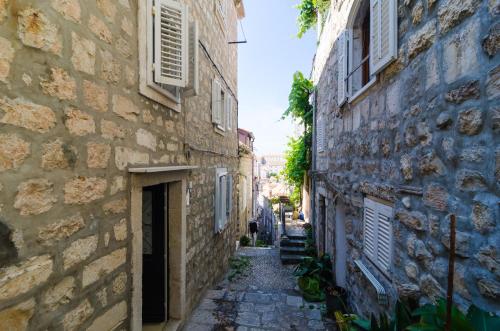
[
  {"xmin": 363, "ymin": 198, "xmax": 377, "ymax": 262},
  {"xmin": 212, "ymin": 79, "xmax": 221, "ymax": 124},
  {"xmin": 226, "ymin": 94, "xmax": 233, "ymax": 130},
  {"xmin": 317, "ymin": 120, "xmax": 326, "ymax": 153},
  {"xmin": 154, "ymin": 0, "xmax": 188, "ymax": 87},
  {"xmin": 215, "ymin": 174, "xmax": 221, "ymax": 232},
  {"xmin": 185, "ymin": 21, "xmax": 199, "ymax": 95},
  {"xmin": 337, "ymin": 30, "xmax": 348, "ymax": 106},
  {"xmin": 370, "ymin": 0, "xmax": 397, "ymax": 75},
  {"xmin": 220, "ymin": 175, "xmax": 227, "ymax": 229},
  {"xmin": 377, "ymin": 204, "xmax": 393, "ymax": 272},
  {"xmin": 226, "ymin": 175, "xmax": 233, "ymax": 218}
]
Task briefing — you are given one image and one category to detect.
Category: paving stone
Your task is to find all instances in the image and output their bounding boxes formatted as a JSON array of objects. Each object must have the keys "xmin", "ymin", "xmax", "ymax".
[
  {"xmin": 190, "ymin": 309, "xmax": 217, "ymax": 325},
  {"xmin": 238, "ymin": 302, "xmax": 254, "ymax": 312},
  {"xmin": 308, "ymin": 319, "xmax": 326, "ymax": 330},
  {"xmin": 305, "ymin": 309, "xmax": 322, "ymax": 320},
  {"xmin": 236, "ymin": 311, "xmax": 260, "ymax": 327},
  {"xmin": 286, "ymin": 295, "xmax": 303, "ymax": 307},
  {"xmin": 254, "ymin": 303, "xmax": 275, "ymax": 313},
  {"xmin": 244, "ymin": 293, "xmax": 272, "ymax": 304}
]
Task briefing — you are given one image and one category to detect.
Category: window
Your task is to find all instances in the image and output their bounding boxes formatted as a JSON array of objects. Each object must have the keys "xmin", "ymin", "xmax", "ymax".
[
  {"xmin": 363, "ymin": 197, "xmax": 393, "ymax": 274},
  {"xmin": 139, "ymin": 0, "xmax": 199, "ymax": 109},
  {"xmin": 338, "ymin": 0, "xmax": 397, "ymax": 105},
  {"xmin": 215, "ymin": 168, "xmax": 232, "ymax": 232},
  {"xmin": 212, "ymin": 78, "xmax": 233, "ymax": 132}
]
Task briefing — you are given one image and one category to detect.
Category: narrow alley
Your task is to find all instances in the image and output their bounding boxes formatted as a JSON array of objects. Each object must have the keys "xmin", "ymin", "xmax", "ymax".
[{"xmin": 184, "ymin": 247, "xmax": 335, "ymax": 331}]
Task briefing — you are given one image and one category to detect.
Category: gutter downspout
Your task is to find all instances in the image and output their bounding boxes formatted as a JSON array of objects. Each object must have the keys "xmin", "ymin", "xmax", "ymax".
[{"xmin": 311, "ymin": 88, "xmax": 318, "ymax": 243}]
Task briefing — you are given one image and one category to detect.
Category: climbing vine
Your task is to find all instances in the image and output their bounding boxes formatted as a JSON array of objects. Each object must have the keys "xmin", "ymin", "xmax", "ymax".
[
  {"xmin": 295, "ymin": 0, "xmax": 331, "ymax": 38},
  {"xmin": 282, "ymin": 72, "xmax": 314, "ymax": 205}
]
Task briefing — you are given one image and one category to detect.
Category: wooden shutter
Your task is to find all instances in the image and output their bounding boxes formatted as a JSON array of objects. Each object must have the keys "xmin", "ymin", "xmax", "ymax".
[
  {"xmin": 185, "ymin": 20, "xmax": 199, "ymax": 95},
  {"xmin": 154, "ymin": 0, "xmax": 188, "ymax": 87},
  {"xmin": 212, "ymin": 79, "xmax": 221, "ymax": 124},
  {"xmin": 370, "ymin": 0, "xmax": 397, "ymax": 75},
  {"xmin": 376, "ymin": 203, "xmax": 393, "ymax": 272},
  {"xmin": 337, "ymin": 30, "xmax": 348, "ymax": 106},
  {"xmin": 226, "ymin": 94, "xmax": 233, "ymax": 130},
  {"xmin": 363, "ymin": 198, "xmax": 377, "ymax": 262}
]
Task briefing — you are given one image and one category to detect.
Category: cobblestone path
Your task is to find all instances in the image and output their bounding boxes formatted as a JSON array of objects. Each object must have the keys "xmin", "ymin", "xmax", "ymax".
[{"xmin": 183, "ymin": 247, "xmax": 336, "ymax": 331}]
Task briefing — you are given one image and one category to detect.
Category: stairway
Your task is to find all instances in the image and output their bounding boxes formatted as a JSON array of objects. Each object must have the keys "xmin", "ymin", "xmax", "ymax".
[{"xmin": 280, "ymin": 234, "xmax": 308, "ymax": 265}]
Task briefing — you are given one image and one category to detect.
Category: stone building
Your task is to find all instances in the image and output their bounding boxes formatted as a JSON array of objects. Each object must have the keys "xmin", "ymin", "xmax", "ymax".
[
  {"xmin": 0, "ymin": 0, "xmax": 245, "ymax": 330},
  {"xmin": 311, "ymin": 0, "xmax": 499, "ymax": 317},
  {"xmin": 238, "ymin": 128, "xmax": 255, "ymax": 237}
]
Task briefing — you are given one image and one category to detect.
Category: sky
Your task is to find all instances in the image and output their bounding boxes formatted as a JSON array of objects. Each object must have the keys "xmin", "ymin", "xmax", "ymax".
[{"xmin": 237, "ymin": 0, "xmax": 317, "ymax": 156}]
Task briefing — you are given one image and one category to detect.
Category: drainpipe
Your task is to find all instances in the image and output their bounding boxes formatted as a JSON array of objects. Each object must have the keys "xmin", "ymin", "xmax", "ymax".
[{"xmin": 311, "ymin": 88, "xmax": 318, "ymax": 243}]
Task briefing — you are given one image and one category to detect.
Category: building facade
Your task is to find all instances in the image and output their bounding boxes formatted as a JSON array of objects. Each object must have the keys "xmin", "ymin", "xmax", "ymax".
[
  {"xmin": 312, "ymin": 0, "xmax": 499, "ymax": 317},
  {"xmin": 0, "ymin": 0, "xmax": 244, "ymax": 330},
  {"xmin": 238, "ymin": 128, "xmax": 255, "ymax": 237}
]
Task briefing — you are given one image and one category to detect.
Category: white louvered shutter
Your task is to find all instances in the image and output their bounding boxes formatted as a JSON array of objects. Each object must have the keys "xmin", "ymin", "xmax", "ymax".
[
  {"xmin": 215, "ymin": 174, "xmax": 221, "ymax": 232},
  {"xmin": 226, "ymin": 175, "xmax": 233, "ymax": 218},
  {"xmin": 154, "ymin": 0, "xmax": 188, "ymax": 87},
  {"xmin": 212, "ymin": 79, "xmax": 221, "ymax": 124},
  {"xmin": 185, "ymin": 21, "xmax": 199, "ymax": 95},
  {"xmin": 363, "ymin": 198, "xmax": 377, "ymax": 262},
  {"xmin": 370, "ymin": 0, "xmax": 397, "ymax": 75},
  {"xmin": 377, "ymin": 203, "xmax": 393, "ymax": 272},
  {"xmin": 220, "ymin": 175, "xmax": 227, "ymax": 229},
  {"xmin": 337, "ymin": 30, "xmax": 348, "ymax": 106},
  {"xmin": 226, "ymin": 94, "xmax": 233, "ymax": 130}
]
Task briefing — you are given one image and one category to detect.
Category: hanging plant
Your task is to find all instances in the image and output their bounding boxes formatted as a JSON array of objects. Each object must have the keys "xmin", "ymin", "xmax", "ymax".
[{"xmin": 295, "ymin": 0, "xmax": 331, "ymax": 38}]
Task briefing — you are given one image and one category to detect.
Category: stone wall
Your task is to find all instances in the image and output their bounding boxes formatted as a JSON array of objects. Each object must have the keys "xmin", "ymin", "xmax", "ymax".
[
  {"xmin": 312, "ymin": 0, "xmax": 499, "ymax": 316},
  {"xmin": 238, "ymin": 148, "xmax": 254, "ymax": 237},
  {"xmin": 0, "ymin": 0, "xmax": 240, "ymax": 329}
]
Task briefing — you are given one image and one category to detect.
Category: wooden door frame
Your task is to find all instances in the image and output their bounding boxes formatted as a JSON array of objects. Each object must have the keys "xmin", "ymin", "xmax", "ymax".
[{"xmin": 130, "ymin": 171, "xmax": 187, "ymax": 331}]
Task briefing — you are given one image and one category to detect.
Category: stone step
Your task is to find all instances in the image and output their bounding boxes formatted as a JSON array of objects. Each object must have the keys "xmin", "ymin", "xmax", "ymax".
[
  {"xmin": 287, "ymin": 235, "xmax": 307, "ymax": 241},
  {"xmin": 280, "ymin": 254, "xmax": 308, "ymax": 265},
  {"xmin": 280, "ymin": 239, "xmax": 306, "ymax": 247},
  {"xmin": 280, "ymin": 246, "xmax": 307, "ymax": 255}
]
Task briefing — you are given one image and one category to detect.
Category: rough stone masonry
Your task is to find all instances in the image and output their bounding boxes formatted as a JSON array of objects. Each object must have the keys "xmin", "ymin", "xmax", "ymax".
[
  {"xmin": 0, "ymin": 0, "xmax": 241, "ymax": 330},
  {"xmin": 312, "ymin": 0, "xmax": 499, "ymax": 318}
]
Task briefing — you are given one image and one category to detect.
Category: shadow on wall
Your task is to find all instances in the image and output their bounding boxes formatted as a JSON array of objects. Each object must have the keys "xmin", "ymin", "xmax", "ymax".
[{"xmin": 0, "ymin": 219, "xmax": 18, "ymax": 268}]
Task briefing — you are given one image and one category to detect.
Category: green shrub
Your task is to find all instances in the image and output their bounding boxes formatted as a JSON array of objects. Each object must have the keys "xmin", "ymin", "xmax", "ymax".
[
  {"xmin": 239, "ymin": 235, "xmax": 250, "ymax": 247},
  {"xmin": 255, "ymin": 240, "xmax": 267, "ymax": 247}
]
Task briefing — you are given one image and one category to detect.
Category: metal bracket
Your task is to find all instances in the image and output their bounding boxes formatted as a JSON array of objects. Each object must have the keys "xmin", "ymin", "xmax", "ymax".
[{"xmin": 354, "ymin": 259, "xmax": 388, "ymax": 306}]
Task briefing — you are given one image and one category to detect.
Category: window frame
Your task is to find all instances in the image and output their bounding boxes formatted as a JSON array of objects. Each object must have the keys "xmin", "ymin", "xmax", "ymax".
[
  {"xmin": 215, "ymin": 168, "xmax": 232, "ymax": 233},
  {"xmin": 363, "ymin": 197, "xmax": 394, "ymax": 277}
]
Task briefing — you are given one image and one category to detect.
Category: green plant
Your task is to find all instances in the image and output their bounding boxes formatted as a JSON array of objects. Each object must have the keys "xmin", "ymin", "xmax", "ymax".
[
  {"xmin": 294, "ymin": 255, "xmax": 334, "ymax": 302},
  {"xmin": 255, "ymin": 239, "xmax": 267, "ymax": 247},
  {"xmin": 295, "ymin": 0, "xmax": 331, "ymax": 38},
  {"xmin": 239, "ymin": 235, "xmax": 250, "ymax": 247},
  {"xmin": 298, "ymin": 276, "xmax": 325, "ymax": 301},
  {"xmin": 228, "ymin": 256, "xmax": 251, "ymax": 281}
]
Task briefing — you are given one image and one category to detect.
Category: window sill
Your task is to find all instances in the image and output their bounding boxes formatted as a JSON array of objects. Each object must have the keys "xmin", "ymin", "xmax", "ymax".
[
  {"xmin": 214, "ymin": 125, "xmax": 227, "ymax": 135},
  {"xmin": 139, "ymin": 81, "xmax": 181, "ymax": 113},
  {"xmin": 348, "ymin": 77, "xmax": 377, "ymax": 104}
]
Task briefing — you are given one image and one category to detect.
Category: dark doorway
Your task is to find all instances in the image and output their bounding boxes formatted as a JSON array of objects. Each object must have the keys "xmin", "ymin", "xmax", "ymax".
[{"xmin": 142, "ymin": 184, "xmax": 167, "ymax": 323}]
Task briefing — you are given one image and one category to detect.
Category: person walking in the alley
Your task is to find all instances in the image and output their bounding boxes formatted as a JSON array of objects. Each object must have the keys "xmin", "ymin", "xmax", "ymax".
[{"xmin": 249, "ymin": 220, "xmax": 258, "ymax": 246}]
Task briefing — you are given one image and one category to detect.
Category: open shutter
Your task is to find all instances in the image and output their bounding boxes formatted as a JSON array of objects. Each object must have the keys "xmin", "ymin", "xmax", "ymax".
[
  {"xmin": 363, "ymin": 198, "xmax": 377, "ymax": 262},
  {"xmin": 337, "ymin": 30, "xmax": 348, "ymax": 106},
  {"xmin": 226, "ymin": 94, "xmax": 233, "ymax": 130},
  {"xmin": 154, "ymin": 0, "xmax": 188, "ymax": 87},
  {"xmin": 212, "ymin": 79, "xmax": 221, "ymax": 124},
  {"xmin": 376, "ymin": 203, "xmax": 393, "ymax": 272},
  {"xmin": 215, "ymin": 174, "xmax": 221, "ymax": 232},
  {"xmin": 185, "ymin": 20, "xmax": 199, "ymax": 95},
  {"xmin": 226, "ymin": 175, "xmax": 232, "ymax": 219},
  {"xmin": 370, "ymin": 0, "xmax": 397, "ymax": 74}
]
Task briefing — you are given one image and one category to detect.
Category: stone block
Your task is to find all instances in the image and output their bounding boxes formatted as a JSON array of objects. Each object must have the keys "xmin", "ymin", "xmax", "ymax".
[
  {"xmin": 83, "ymin": 80, "xmax": 108, "ymax": 112},
  {"xmin": 443, "ymin": 21, "xmax": 480, "ymax": 83},
  {"xmin": 411, "ymin": 1, "xmax": 424, "ymax": 25},
  {"xmin": 110, "ymin": 176, "xmax": 126, "ymax": 195},
  {"xmin": 115, "ymin": 147, "xmax": 149, "ymax": 170},
  {"xmin": 0, "ymin": 37, "xmax": 14, "ymax": 83},
  {"xmin": 64, "ymin": 177, "xmax": 107, "ymax": 204},
  {"xmin": 41, "ymin": 139, "xmax": 74, "ymax": 170},
  {"xmin": 89, "ymin": 15, "xmax": 112, "ymax": 43},
  {"xmin": 14, "ymin": 179, "xmax": 57, "ymax": 216},
  {"xmin": 408, "ymin": 20, "xmax": 436, "ymax": 59},
  {"xmin": 425, "ymin": 49, "xmax": 439, "ymax": 90},
  {"xmin": 471, "ymin": 193, "xmax": 499, "ymax": 233},
  {"xmin": 423, "ymin": 184, "xmax": 448, "ymax": 211},
  {"xmin": 116, "ymin": 37, "xmax": 131, "ymax": 58},
  {"xmin": 38, "ymin": 213, "xmax": 85, "ymax": 245},
  {"xmin": 136, "ymin": 128, "xmax": 157, "ymax": 151},
  {"xmin": 63, "ymin": 235, "xmax": 98, "ymax": 269},
  {"xmin": 0, "ymin": 134, "xmax": 30, "ymax": 172},
  {"xmin": 475, "ymin": 245, "xmax": 500, "ymax": 278},
  {"xmin": 397, "ymin": 283, "xmax": 420, "ymax": 299},
  {"xmin": 482, "ymin": 22, "xmax": 500, "ymax": 57},
  {"xmin": 40, "ymin": 67, "xmax": 76, "ymax": 101},
  {"xmin": 459, "ymin": 146, "xmax": 485, "ymax": 163},
  {"xmin": 438, "ymin": 0, "xmax": 480, "ymax": 34},
  {"xmin": 121, "ymin": 17, "xmax": 133, "ymax": 36},
  {"xmin": 441, "ymin": 229, "xmax": 472, "ymax": 257},
  {"xmin": 405, "ymin": 261, "xmax": 419, "ymax": 280},
  {"xmin": 82, "ymin": 248, "xmax": 126, "ymax": 287},
  {"xmin": 0, "ymin": 0, "xmax": 7, "ymax": 23},
  {"xmin": 86, "ymin": 301, "xmax": 127, "ymax": 331},
  {"xmin": 456, "ymin": 169, "xmax": 487, "ymax": 191},
  {"xmin": 0, "ymin": 255, "xmax": 53, "ymax": 301},
  {"xmin": 112, "ymin": 272, "xmax": 127, "ymax": 295},
  {"xmin": 87, "ymin": 142, "xmax": 111, "ymax": 168},
  {"xmin": 17, "ymin": 8, "xmax": 61, "ymax": 55},
  {"xmin": 71, "ymin": 32, "xmax": 95, "ymax": 75},
  {"xmin": 400, "ymin": 154, "xmax": 413, "ymax": 181},
  {"xmin": 64, "ymin": 107, "xmax": 96, "ymax": 136},
  {"xmin": 418, "ymin": 151, "xmax": 445, "ymax": 176},
  {"xmin": 395, "ymin": 210, "xmax": 428, "ymax": 231},
  {"xmin": 419, "ymin": 274, "xmax": 444, "ymax": 302},
  {"xmin": 113, "ymin": 218, "xmax": 127, "ymax": 241},
  {"xmin": 43, "ymin": 277, "xmax": 76, "ymax": 311},
  {"xmin": 97, "ymin": 0, "xmax": 117, "ymax": 22},
  {"xmin": 445, "ymin": 80, "xmax": 480, "ymax": 104},
  {"xmin": 103, "ymin": 198, "xmax": 127, "ymax": 215},
  {"xmin": 112, "ymin": 95, "xmax": 139, "ymax": 122},
  {"xmin": 0, "ymin": 97, "xmax": 56, "ymax": 133},
  {"xmin": 62, "ymin": 299, "xmax": 94, "ymax": 331},
  {"xmin": 477, "ymin": 278, "xmax": 500, "ymax": 300},
  {"xmin": 51, "ymin": 0, "xmax": 81, "ymax": 22},
  {"xmin": 457, "ymin": 108, "xmax": 483, "ymax": 135},
  {"xmin": 486, "ymin": 65, "xmax": 500, "ymax": 100},
  {"xmin": 436, "ymin": 112, "xmax": 452, "ymax": 129},
  {"xmin": 101, "ymin": 120, "xmax": 126, "ymax": 140},
  {"xmin": 0, "ymin": 299, "xmax": 35, "ymax": 331},
  {"xmin": 101, "ymin": 50, "xmax": 121, "ymax": 83}
]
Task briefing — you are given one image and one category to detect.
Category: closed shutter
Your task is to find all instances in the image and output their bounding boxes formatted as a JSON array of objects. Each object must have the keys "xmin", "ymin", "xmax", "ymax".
[
  {"xmin": 215, "ymin": 173, "xmax": 221, "ymax": 232},
  {"xmin": 377, "ymin": 204, "xmax": 392, "ymax": 272},
  {"xmin": 363, "ymin": 198, "xmax": 377, "ymax": 262},
  {"xmin": 337, "ymin": 30, "xmax": 348, "ymax": 106},
  {"xmin": 317, "ymin": 120, "xmax": 326, "ymax": 153},
  {"xmin": 154, "ymin": 0, "xmax": 188, "ymax": 87},
  {"xmin": 212, "ymin": 79, "xmax": 221, "ymax": 124},
  {"xmin": 370, "ymin": 0, "xmax": 397, "ymax": 74},
  {"xmin": 185, "ymin": 21, "xmax": 199, "ymax": 95},
  {"xmin": 226, "ymin": 94, "xmax": 233, "ymax": 130},
  {"xmin": 226, "ymin": 175, "xmax": 232, "ymax": 218}
]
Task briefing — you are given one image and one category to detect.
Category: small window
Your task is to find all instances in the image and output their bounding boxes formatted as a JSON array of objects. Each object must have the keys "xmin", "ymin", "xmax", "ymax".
[
  {"xmin": 215, "ymin": 168, "xmax": 232, "ymax": 232},
  {"xmin": 363, "ymin": 197, "xmax": 393, "ymax": 274}
]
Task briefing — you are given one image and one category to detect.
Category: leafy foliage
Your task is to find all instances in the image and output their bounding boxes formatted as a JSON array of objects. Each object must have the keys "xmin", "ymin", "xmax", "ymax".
[
  {"xmin": 294, "ymin": 254, "xmax": 334, "ymax": 302},
  {"xmin": 228, "ymin": 256, "xmax": 251, "ymax": 281},
  {"xmin": 295, "ymin": 0, "xmax": 331, "ymax": 38},
  {"xmin": 239, "ymin": 235, "xmax": 250, "ymax": 247},
  {"xmin": 283, "ymin": 72, "xmax": 314, "ymax": 126}
]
